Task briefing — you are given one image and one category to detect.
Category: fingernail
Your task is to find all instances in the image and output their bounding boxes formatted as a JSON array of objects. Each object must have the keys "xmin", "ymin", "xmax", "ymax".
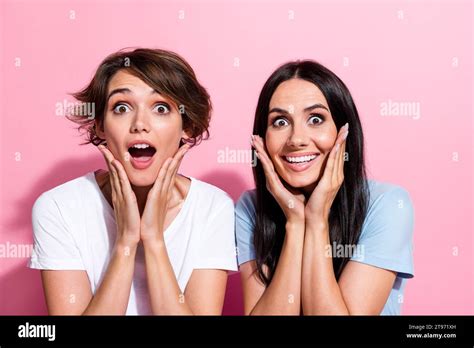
[
  {"xmin": 98, "ymin": 144, "xmax": 104, "ymax": 150},
  {"xmin": 342, "ymin": 130, "xmax": 349, "ymax": 141},
  {"xmin": 342, "ymin": 123, "xmax": 349, "ymax": 131}
]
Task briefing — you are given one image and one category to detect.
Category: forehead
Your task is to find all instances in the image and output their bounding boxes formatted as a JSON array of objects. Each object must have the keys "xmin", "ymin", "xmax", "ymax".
[
  {"xmin": 107, "ymin": 70, "xmax": 153, "ymax": 93},
  {"xmin": 269, "ymin": 78, "xmax": 328, "ymax": 109}
]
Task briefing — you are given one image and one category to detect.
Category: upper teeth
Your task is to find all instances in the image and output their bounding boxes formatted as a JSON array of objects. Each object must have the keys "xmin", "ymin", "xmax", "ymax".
[
  {"xmin": 285, "ymin": 155, "xmax": 317, "ymax": 163},
  {"xmin": 132, "ymin": 143, "xmax": 150, "ymax": 149}
]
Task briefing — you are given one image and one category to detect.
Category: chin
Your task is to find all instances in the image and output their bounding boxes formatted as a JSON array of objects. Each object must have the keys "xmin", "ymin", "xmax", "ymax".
[
  {"xmin": 279, "ymin": 169, "xmax": 321, "ymax": 191},
  {"xmin": 125, "ymin": 167, "xmax": 159, "ymax": 187},
  {"xmin": 284, "ymin": 176, "xmax": 317, "ymax": 189},
  {"xmin": 129, "ymin": 176, "xmax": 155, "ymax": 187}
]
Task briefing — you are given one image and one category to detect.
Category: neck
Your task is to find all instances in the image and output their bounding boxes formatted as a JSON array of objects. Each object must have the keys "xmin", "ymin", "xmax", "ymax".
[
  {"xmin": 283, "ymin": 180, "xmax": 308, "ymax": 204},
  {"xmin": 130, "ymin": 183, "xmax": 154, "ymax": 216},
  {"xmin": 301, "ymin": 181, "xmax": 318, "ymax": 201},
  {"xmin": 96, "ymin": 170, "xmax": 186, "ymax": 217}
]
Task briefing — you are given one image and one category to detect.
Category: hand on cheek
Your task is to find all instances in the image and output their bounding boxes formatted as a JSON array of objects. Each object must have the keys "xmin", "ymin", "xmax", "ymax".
[
  {"xmin": 140, "ymin": 144, "xmax": 190, "ymax": 243},
  {"xmin": 98, "ymin": 143, "xmax": 191, "ymax": 245},
  {"xmin": 98, "ymin": 145, "xmax": 141, "ymax": 246},
  {"xmin": 305, "ymin": 123, "xmax": 349, "ymax": 222},
  {"xmin": 251, "ymin": 135, "xmax": 306, "ymax": 224}
]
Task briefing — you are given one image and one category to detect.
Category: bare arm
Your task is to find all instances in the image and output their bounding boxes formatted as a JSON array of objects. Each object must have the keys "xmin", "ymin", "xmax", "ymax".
[
  {"xmin": 41, "ymin": 145, "xmax": 143, "ymax": 315},
  {"xmin": 140, "ymin": 145, "xmax": 229, "ymax": 314},
  {"xmin": 143, "ymin": 240, "xmax": 228, "ymax": 315},
  {"xmin": 41, "ymin": 241, "xmax": 138, "ymax": 315},
  {"xmin": 242, "ymin": 135, "xmax": 307, "ymax": 315},
  {"xmin": 240, "ymin": 221, "xmax": 304, "ymax": 315},
  {"xmin": 301, "ymin": 221, "xmax": 396, "ymax": 315},
  {"xmin": 301, "ymin": 125, "xmax": 395, "ymax": 315}
]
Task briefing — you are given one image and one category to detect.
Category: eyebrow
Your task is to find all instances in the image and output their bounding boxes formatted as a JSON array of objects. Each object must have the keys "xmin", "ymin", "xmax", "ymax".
[
  {"xmin": 106, "ymin": 88, "xmax": 159, "ymax": 102},
  {"xmin": 269, "ymin": 103, "xmax": 329, "ymax": 114}
]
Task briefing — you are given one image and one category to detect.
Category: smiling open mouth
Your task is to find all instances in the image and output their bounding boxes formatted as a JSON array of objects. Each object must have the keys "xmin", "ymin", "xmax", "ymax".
[
  {"xmin": 283, "ymin": 154, "xmax": 318, "ymax": 164},
  {"xmin": 128, "ymin": 143, "xmax": 157, "ymax": 161}
]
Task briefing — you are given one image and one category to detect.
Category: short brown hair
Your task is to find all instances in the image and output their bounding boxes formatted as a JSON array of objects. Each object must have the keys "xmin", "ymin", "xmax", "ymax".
[{"xmin": 67, "ymin": 48, "xmax": 212, "ymax": 146}]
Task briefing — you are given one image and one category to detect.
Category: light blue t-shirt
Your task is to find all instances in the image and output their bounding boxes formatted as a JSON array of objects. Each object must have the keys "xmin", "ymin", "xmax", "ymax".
[{"xmin": 235, "ymin": 180, "xmax": 414, "ymax": 315}]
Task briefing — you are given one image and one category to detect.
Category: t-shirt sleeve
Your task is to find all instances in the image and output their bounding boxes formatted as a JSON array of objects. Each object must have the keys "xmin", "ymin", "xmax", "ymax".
[
  {"xmin": 235, "ymin": 190, "xmax": 257, "ymax": 266},
  {"xmin": 28, "ymin": 192, "xmax": 85, "ymax": 270},
  {"xmin": 194, "ymin": 195, "xmax": 238, "ymax": 271},
  {"xmin": 350, "ymin": 186, "xmax": 414, "ymax": 278}
]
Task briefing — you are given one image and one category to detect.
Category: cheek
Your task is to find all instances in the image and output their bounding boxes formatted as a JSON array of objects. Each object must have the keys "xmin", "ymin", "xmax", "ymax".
[
  {"xmin": 265, "ymin": 130, "xmax": 286, "ymax": 157},
  {"xmin": 312, "ymin": 129, "xmax": 337, "ymax": 152},
  {"xmin": 152, "ymin": 117, "xmax": 183, "ymax": 152},
  {"xmin": 102, "ymin": 118, "xmax": 128, "ymax": 160}
]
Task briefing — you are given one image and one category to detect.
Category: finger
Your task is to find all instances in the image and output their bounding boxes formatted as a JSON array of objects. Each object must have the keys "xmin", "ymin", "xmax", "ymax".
[
  {"xmin": 160, "ymin": 157, "xmax": 176, "ymax": 203},
  {"xmin": 149, "ymin": 157, "xmax": 173, "ymax": 199},
  {"xmin": 321, "ymin": 140, "xmax": 341, "ymax": 187},
  {"xmin": 323, "ymin": 123, "xmax": 347, "ymax": 183},
  {"xmin": 252, "ymin": 136, "xmax": 275, "ymax": 172},
  {"xmin": 111, "ymin": 157, "xmax": 135, "ymax": 203},
  {"xmin": 335, "ymin": 126, "xmax": 349, "ymax": 182},
  {"xmin": 334, "ymin": 138, "xmax": 346, "ymax": 184},
  {"xmin": 252, "ymin": 136, "xmax": 279, "ymax": 189},
  {"xmin": 98, "ymin": 145, "xmax": 123, "ymax": 199},
  {"xmin": 163, "ymin": 145, "xmax": 189, "ymax": 199},
  {"xmin": 335, "ymin": 123, "xmax": 349, "ymax": 145},
  {"xmin": 168, "ymin": 145, "xmax": 189, "ymax": 192},
  {"xmin": 252, "ymin": 136, "xmax": 293, "ymax": 205},
  {"xmin": 170, "ymin": 144, "xmax": 190, "ymax": 178}
]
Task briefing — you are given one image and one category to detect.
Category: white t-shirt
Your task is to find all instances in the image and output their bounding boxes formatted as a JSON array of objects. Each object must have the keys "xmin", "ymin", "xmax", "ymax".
[{"xmin": 28, "ymin": 171, "xmax": 238, "ymax": 315}]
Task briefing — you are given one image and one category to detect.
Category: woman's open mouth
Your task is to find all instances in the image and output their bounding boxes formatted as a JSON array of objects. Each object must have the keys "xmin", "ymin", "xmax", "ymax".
[
  {"xmin": 281, "ymin": 153, "xmax": 319, "ymax": 172},
  {"xmin": 127, "ymin": 141, "xmax": 157, "ymax": 170}
]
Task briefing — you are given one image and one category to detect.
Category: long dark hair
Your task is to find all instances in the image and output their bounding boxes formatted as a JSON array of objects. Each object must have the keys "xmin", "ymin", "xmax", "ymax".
[{"xmin": 252, "ymin": 60, "xmax": 369, "ymax": 286}]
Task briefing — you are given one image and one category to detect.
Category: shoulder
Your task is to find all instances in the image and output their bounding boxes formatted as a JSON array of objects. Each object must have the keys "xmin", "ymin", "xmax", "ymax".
[
  {"xmin": 190, "ymin": 177, "xmax": 234, "ymax": 211},
  {"xmin": 366, "ymin": 180, "xmax": 414, "ymax": 217},
  {"xmin": 235, "ymin": 189, "xmax": 257, "ymax": 216},
  {"xmin": 356, "ymin": 180, "xmax": 415, "ymax": 278},
  {"xmin": 361, "ymin": 180, "xmax": 415, "ymax": 242},
  {"xmin": 33, "ymin": 172, "xmax": 95, "ymax": 216},
  {"xmin": 234, "ymin": 189, "xmax": 257, "ymax": 265},
  {"xmin": 235, "ymin": 189, "xmax": 257, "ymax": 235}
]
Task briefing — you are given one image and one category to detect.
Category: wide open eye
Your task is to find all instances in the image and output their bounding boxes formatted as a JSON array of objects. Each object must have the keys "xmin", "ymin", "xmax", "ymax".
[
  {"xmin": 113, "ymin": 103, "xmax": 131, "ymax": 114},
  {"xmin": 153, "ymin": 103, "xmax": 170, "ymax": 114},
  {"xmin": 308, "ymin": 115, "xmax": 324, "ymax": 125},
  {"xmin": 272, "ymin": 117, "xmax": 289, "ymax": 128}
]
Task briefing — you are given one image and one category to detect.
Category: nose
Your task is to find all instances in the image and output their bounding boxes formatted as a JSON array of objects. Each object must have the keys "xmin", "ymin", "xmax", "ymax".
[
  {"xmin": 286, "ymin": 121, "xmax": 309, "ymax": 148},
  {"xmin": 130, "ymin": 107, "xmax": 150, "ymax": 133}
]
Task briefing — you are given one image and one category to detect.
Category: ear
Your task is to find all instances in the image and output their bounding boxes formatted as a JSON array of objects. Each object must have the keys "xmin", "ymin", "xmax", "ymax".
[
  {"xmin": 94, "ymin": 119, "xmax": 106, "ymax": 140},
  {"xmin": 181, "ymin": 128, "xmax": 192, "ymax": 143}
]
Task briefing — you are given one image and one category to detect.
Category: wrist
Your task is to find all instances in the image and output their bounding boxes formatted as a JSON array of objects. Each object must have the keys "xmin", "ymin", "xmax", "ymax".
[
  {"xmin": 286, "ymin": 215, "xmax": 305, "ymax": 227},
  {"xmin": 285, "ymin": 219, "xmax": 305, "ymax": 241},
  {"xmin": 305, "ymin": 218, "xmax": 329, "ymax": 233},
  {"xmin": 142, "ymin": 235, "xmax": 166, "ymax": 250},
  {"xmin": 113, "ymin": 241, "xmax": 138, "ymax": 257},
  {"xmin": 117, "ymin": 227, "xmax": 141, "ymax": 246}
]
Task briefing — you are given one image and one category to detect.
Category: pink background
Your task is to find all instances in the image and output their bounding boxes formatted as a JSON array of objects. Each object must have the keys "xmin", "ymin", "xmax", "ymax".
[{"xmin": 0, "ymin": 0, "xmax": 472, "ymax": 315}]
